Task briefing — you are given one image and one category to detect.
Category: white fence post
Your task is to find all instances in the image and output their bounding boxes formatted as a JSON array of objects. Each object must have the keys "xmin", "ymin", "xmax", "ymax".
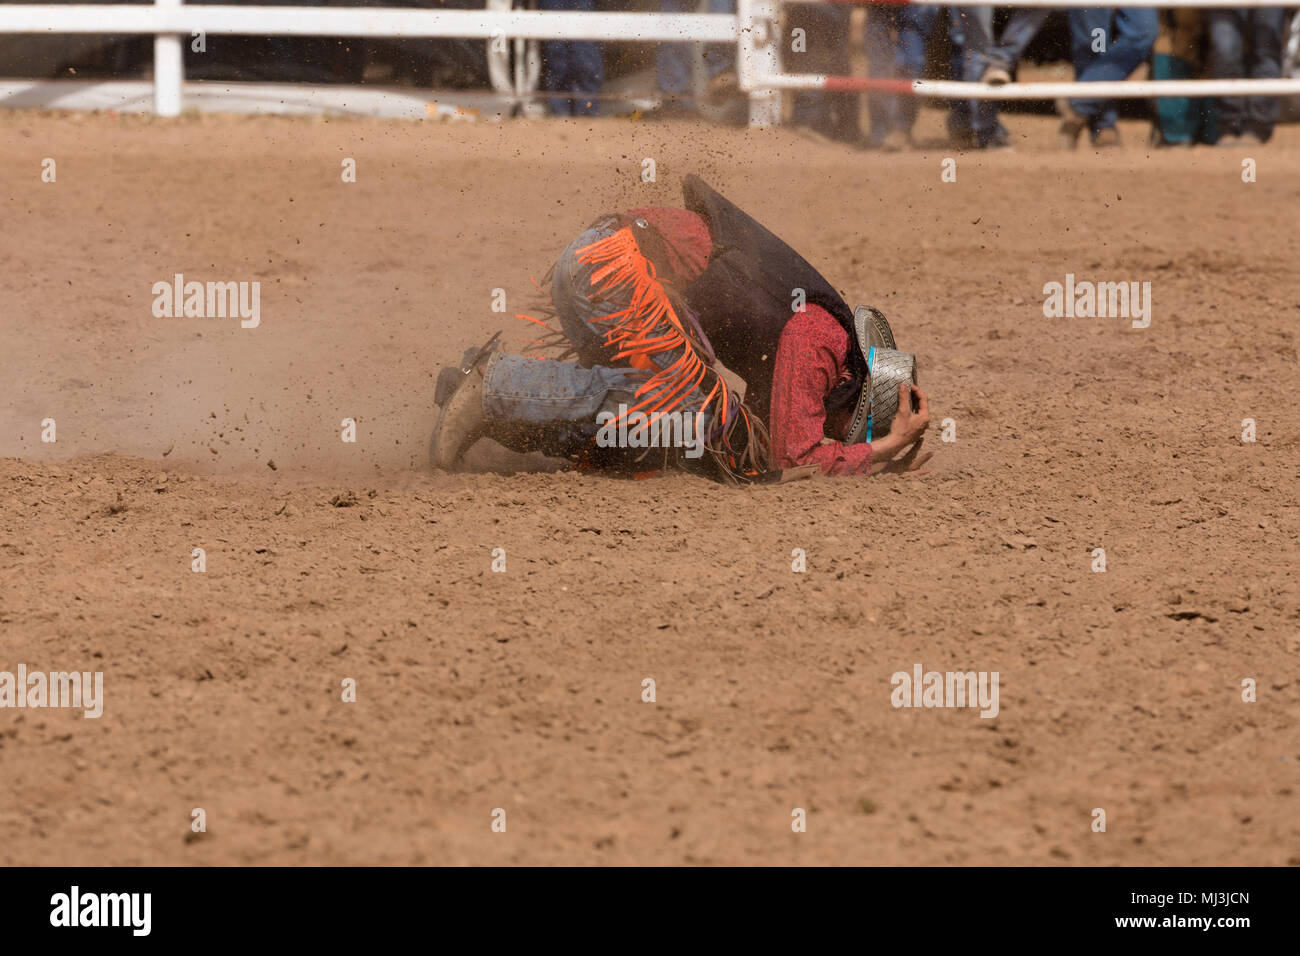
[
  {"xmin": 737, "ymin": 0, "xmax": 780, "ymax": 127},
  {"xmin": 154, "ymin": 0, "xmax": 184, "ymax": 116}
]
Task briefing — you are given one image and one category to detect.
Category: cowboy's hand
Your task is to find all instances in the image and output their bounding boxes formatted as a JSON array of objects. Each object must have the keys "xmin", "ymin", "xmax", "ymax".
[
  {"xmin": 878, "ymin": 436, "xmax": 933, "ymax": 475},
  {"xmin": 891, "ymin": 384, "xmax": 930, "ymax": 446}
]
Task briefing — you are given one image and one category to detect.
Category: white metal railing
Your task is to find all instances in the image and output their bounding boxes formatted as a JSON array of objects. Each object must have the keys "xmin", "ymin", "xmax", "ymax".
[{"xmin": 0, "ymin": 0, "xmax": 1296, "ymax": 124}]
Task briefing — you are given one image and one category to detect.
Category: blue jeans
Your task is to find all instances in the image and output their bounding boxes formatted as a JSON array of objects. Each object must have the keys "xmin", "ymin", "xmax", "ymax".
[
  {"xmin": 865, "ymin": 4, "xmax": 940, "ymax": 142},
  {"xmin": 989, "ymin": 10, "xmax": 1052, "ymax": 72},
  {"xmin": 1205, "ymin": 8, "xmax": 1285, "ymax": 139},
  {"xmin": 958, "ymin": 6, "xmax": 1050, "ymax": 143},
  {"xmin": 540, "ymin": 0, "xmax": 603, "ymax": 116},
  {"xmin": 952, "ymin": 6, "xmax": 1051, "ymax": 74},
  {"xmin": 789, "ymin": 6, "xmax": 860, "ymax": 140},
  {"xmin": 657, "ymin": 0, "xmax": 736, "ymax": 101},
  {"xmin": 482, "ymin": 354, "xmax": 647, "ymax": 458},
  {"xmin": 950, "ymin": 7, "xmax": 1009, "ymax": 144},
  {"xmin": 482, "ymin": 223, "xmax": 708, "ymax": 462},
  {"xmin": 1067, "ymin": 8, "xmax": 1158, "ymax": 134}
]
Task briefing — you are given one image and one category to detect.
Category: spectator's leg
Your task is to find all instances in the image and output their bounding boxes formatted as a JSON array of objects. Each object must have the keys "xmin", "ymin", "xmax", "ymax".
[
  {"xmin": 539, "ymin": 0, "xmax": 589, "ymax": 115},
  {"xmin": 1100, "ymin": 7, "xmax": 1158, "ymax": 131},
  {"xmin": 900, "ymin": 5, "xmax": 939, "ymax": 78},
  {"xmin": 570, "ymin": 38, "xmax": 603, "ymax": 117},
  {"xmin": 864, "ymin": 6, "xmax": 900, "ymax": 144},
  {"xmin": 825, "ymin": 7, "xmax": 860, "ymax": 142},
  {"xmin": 952, "ymin": 6, "xmax": 994, "ymax": 74},
  {"xmin": 947, "ymin": 8, "xmax": 973, "ymax": 140},
  {"xmin": 705, "ymin": 0, "xmax": 737, "ymax": 76},
  {"xmin": 1067, "ymin": 8, "xmax": 1112, "ymax": 130},
  {"xmin": 1073, "ymin": 8, "xmax": 1158, "ymax": 135},
  {"xmin": 788, "ymin": 5, "xmax": 824, "ymax": 130},
  {"xmin": 657, "ymin": 0, "xmax": 694, "ymax": 105},
  {"xmin": 1245, "ymin": 8, "xmax": 1285, "ymax": 140},
  {"xmin": 563, "ymin": 0, "xmax": 603, "ymax": 118},
  {"xmin": 896, "ymin": 5, "xmax": 939, "ymax": 135},
  {"xmin": 789, "ymin": 6, "xmax": 857, "ymax": 141},
  {"xmin": 540, "ymin": 39, "xmax": 574, "ymax": 116},
  {"xmin": 1205, "ymin": 9, "xmax": 1248, "ymax": 138},
  {"xmin": 991, "ymin": 9, "xmax": 1052, "ymax": 72},
  {"xmin": 790, "ymin": 90, "xmax": 820, "ymax": 129},
  {"xmin": 954, "ymin": 7, "xmax": 1003, "ymax": 145}
]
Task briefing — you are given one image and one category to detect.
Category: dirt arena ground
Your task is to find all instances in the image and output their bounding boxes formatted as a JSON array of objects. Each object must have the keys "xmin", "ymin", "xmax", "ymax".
[{"xmin": 2, "ymin": 107, "xmax": 1298, "ymax": 865}]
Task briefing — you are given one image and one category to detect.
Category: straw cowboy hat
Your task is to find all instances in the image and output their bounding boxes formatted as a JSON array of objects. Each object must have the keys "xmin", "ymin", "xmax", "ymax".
[{"xmin": 844, "ymin": 305, "xmax": 918, "ymax": 446}]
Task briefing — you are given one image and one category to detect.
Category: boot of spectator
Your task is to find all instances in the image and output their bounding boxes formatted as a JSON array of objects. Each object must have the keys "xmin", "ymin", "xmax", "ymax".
[
  {"xmin": 1205, "ymin": 8, "xmax": 1286, "ymax": 144},
  {"xmin": 1092, "ymin": 127, "xmax": 1122, "ymax": 148},
  {"xmin": 1056, "ymin": 99, "xmax": 1090, "ymax": 150}
]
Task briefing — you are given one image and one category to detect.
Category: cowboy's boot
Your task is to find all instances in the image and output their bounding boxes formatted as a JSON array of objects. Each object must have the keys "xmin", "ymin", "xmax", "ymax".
[{"xmin": 429, "ymin": 334, "xmax": 499, "ymax": 471}]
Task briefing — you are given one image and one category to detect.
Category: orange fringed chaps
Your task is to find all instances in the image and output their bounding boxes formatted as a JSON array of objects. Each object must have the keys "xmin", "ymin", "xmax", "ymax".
[
  {"xmin": 514, "ymin": 225, "xmax": 769, "ymax": 480},
  {"xmin": 574, "ymin": 226, "xmax": 729, "ymax": 429}
]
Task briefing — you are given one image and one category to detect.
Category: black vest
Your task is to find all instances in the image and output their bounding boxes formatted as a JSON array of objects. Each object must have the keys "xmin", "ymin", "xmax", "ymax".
[{"xmin": 676, "ymin": 175, "xmax": 867, "ymax": 422}]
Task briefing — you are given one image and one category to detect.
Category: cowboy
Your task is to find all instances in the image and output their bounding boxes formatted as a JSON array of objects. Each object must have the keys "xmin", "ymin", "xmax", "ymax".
[{"xmin": 431, "ymin": 176, "xmax": 932, "ymax": 482}]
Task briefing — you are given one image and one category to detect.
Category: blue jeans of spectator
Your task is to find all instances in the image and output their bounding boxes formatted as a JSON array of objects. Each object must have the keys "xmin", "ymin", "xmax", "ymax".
[
  {"xmin": 865, "ymin": 4, "xmax": 940, "ymax": 143},
  {"xmin": 658, "ymin": 0, "xmax": 736, "ymax": 102},
  {"xmin": 1067, "ymin": 8, "xmax": 1158, "ymax": 135},
  {"xmin": 950, "ymin": 7, "xmax": 1007, "ymax": 144},
  {"xmin": 790, "ymin": 6, "xmax": 859, "ymax": 140},
  {"xmin": 482, "ymin": 222, "xmax": 707, "ymax": 461},
  {"xmin": 540, "ymin": 0, "xmax": 604, "ymax": 116},
  {"xmin": 947, "ymin": 10, "xmax": 974, "ymax": 136},
  {"xmin": 989, "ymin": 9, "xmax": 1052, "ymax": 73},
  {"xmin": 1205, "ymin": 8, "xmax": 1285, "ymax": 139},
  {"xmin": 954, "ymin": 7, "xmax": 1051, "ymax": 74},
  {"xmin": 951, "ymin": 6, "xmax": 1050, "ymax": 143}
]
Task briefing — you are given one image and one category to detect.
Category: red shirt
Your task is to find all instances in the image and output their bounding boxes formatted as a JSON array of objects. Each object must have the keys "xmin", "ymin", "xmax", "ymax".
[
  {"xmin": 769, "ymin": 306, "xmax": 874, "ymax": 476},
  {"xmin": 625, "ymin": 207, "xmax": 873, "ymax": 476}
]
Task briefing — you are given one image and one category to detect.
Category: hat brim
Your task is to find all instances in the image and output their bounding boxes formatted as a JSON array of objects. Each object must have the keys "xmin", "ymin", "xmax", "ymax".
[{"xmin": 853, "ymin": 305, "xmax": 896, "ymax": 354}]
